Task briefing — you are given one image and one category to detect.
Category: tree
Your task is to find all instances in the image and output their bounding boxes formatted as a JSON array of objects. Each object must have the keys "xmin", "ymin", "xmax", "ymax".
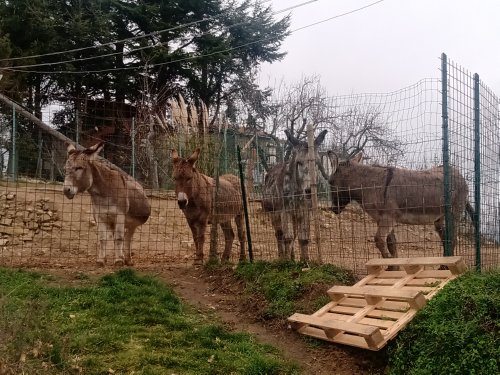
[{"xmin": 329, "ymin": 106, "xmax": 404, "ymax": 163}]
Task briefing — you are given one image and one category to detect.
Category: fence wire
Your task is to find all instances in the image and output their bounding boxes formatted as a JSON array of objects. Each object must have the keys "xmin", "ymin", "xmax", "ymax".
[{"xmin": 0, "ymin": 55, "xmax": 498, "ymax": 274}]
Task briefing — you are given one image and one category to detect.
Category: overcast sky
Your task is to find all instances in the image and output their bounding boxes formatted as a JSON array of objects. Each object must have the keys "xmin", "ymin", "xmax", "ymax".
[{"xmin": 258, "ymin": 0, "xmax": 500, "ymax": 95}]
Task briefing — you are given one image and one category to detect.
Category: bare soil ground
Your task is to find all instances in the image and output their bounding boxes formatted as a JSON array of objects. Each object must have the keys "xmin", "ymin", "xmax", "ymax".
[{"xmin": 155, "ymin": 264, "xmax": 389, "ymax": 375}]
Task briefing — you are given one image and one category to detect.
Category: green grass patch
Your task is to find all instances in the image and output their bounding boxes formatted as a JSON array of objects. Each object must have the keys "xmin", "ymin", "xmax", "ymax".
[
  {"xmin": 388, "ymin": 269, "xmax": 500, "ymax": 375},
  {"xmin": 232, "ymin": 261, "xmax": 354, "ymax": 319},
  {"xmin": 0, "ymin": 267, "xmax": 299, "ymax": 374}
]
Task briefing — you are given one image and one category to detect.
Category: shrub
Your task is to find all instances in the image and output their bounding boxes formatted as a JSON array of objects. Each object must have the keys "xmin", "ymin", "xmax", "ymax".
[{"xmin": 388, "ymin": 269, "xmax": 500, "ymax": 375}]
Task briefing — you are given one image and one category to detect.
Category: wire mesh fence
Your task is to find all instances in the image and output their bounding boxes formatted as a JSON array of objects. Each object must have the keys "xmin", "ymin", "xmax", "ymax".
[{"xmin": 0, "ymin": 54, "xmax": 498, "ymax": 274}]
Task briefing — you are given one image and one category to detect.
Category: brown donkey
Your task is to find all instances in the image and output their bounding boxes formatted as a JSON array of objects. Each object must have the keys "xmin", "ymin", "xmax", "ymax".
[
  {"xmin": 171, "ymin": 148, "xmax": 246, "ymax": 265},
  {"xmin": 63, "ymin": 142, "xmax": 151, "ymax": 266},
  {"xmin": 327, "ymin": 152, "xmax": 472, "ymax": 260}
]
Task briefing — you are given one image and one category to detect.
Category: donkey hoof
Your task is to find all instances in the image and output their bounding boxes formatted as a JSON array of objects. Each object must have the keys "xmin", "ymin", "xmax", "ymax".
[
  {"xmin": 125, "ymin": 259, "xmax": 134, "ymax": 266},
  {"xmin": 193, "ymin": 258, "xmax": 204, "ymax": 266},
  {"xmin": 114, "ymin": 259, "xmax": 125, "ymax": 267}
]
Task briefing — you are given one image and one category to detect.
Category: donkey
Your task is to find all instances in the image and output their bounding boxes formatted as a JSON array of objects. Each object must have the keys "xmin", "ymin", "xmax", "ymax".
[
  {"xmin": 327, "ymin": 151, "xmax": 471, "ymax": 260},
  {"xmin": 261, "ymin": 129, "xmax": 327, "ymax": 261},
  {"xmin": 63, "ymin": 142, "xmax": 151, "ymax": 266},
  {"xmin": 171, "ymin": 148, "xmax": 246, "ymax": 265}
]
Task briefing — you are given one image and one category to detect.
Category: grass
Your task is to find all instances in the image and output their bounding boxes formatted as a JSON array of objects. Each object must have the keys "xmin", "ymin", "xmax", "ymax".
[
  {"xmin": 0, "ymin": 267, "xmax": 300, "ymax": 374},
  {"xmin": 388, "ymin": 269, "xmax": 500, "ymax": 375},
  {"xmin": 231, "ymin": 260, "xmax": 355, "ymax": 320}
]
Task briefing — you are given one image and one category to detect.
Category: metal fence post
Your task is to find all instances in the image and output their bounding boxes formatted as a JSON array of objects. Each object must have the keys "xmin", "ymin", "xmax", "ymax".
[
  {"xmin": 11, "ymin": 103, "xmax": 17, "ymax": 181},
  {"xmin": 473, "ymin": 73, "xmax": 481, "ymax": 271},
  {"xmin": 131, "ymin": 116, "xmax": 136, "ymax": 178},
  {"xmin": 441, "ymin": 53, "xmax": 453, "ymax": 256},
  {"xmin": 76, "ymin": 109, "xmax": 80, "ymax": 145},
  {"xmin": 237, "ymin": 145, "xmax": 253, "ymax": 262}
]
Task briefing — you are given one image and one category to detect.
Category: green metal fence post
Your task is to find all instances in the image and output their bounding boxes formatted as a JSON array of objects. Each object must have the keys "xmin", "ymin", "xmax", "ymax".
[
  {"xmin": 237, "ymin": 145, "xmax": 253, "ymax": 262},
  {"xmin": 11, "ymin": 104, "xmax": 17, "ymax": 181},
  {"xmin": 131, "ymin": 117, "xmax": 136, "ymax": 178},
  {"xmin": 76, "ymin": 109, "xmax": 80, "ymax": 145},
  {"xmin": 473, "ymin": 73, "xmax": 481, "ymax": 271},
  {"xmin": 441, "ymin": 53, "xmax": 453, "ymax": 256}
]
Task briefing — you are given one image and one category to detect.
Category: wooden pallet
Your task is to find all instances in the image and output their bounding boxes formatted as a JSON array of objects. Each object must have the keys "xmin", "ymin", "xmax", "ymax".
[{"xmin": 288, "ymin": 256, "xmax": 467, "ymax": 350}]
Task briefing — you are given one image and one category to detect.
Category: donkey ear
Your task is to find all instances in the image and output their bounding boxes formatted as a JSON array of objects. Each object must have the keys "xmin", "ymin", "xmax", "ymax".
[
  {"xmin": 188, "ymin": 148, "xmax": 200, "ymax": 165},
  {"xmin": 84, "ymin": 142, "xmax": 105, "ymax": 159},
  {"xmin": 171, "ymin": 149, "xmax": 179, "ymax": 163},
  {"xmin": 314, "ymin": 129, "xmax": 327, "ymax": 147},
  {"xmin": 66, "ymin": 142, "xmax": 77, "ymax": 154},
  {"xmin": 351, "ymin": 152, "xmax": 363, "ymax": 163},
  {"xmin": 327, "ymin": 151, "xmax": 339, "ymax": 175},
  {"xmin": 284, "ymin": 129, "xmax": 300, "ymax": 146}
]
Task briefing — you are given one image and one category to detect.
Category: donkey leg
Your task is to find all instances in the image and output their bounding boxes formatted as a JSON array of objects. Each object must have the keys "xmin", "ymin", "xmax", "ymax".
[
  {"xmin": 281, "ymin": 211, "xmax": 295, "ymax": 260},
  {"xmin": 435, "ymin": 216, "xmax": 456, "ymax": 270},
  {"xmin": 297, "ymin": 208, "xmax": 311, "ymax": 262},
  {"xmin": 234, "ymin": 214, "xmax": 246, "ymax": 262},
  {"xmin": 434, "ymin": 217, "xmax": 445, "ymax": 256},
  {"xmin": 113, "ymin": 214, "xmax": 126, "ymax": 266},
  {"xmin": 194, "ymin": 222, "xmax": 207, "ymax": 265},
  {"xmin": 220, "ymin": 221, "xmax": 235, "ymax": 262},
  {"xmin": 124, "ymin": 227, "xmax": 136, "ymax": 266},
  {"xmin": 374, "ymin": 222, "xmax": 393, "ymax": 259},
  {"xmin": 271, "ymin": 214, "xmax": 285, "ymax": 259},
  {"xmin": 96, "ymin": 220, "xmax": 112, "ymax": 266},
  {"xmin": 387, "ymin": 229, "xmax": 398, "ymax": 258}
]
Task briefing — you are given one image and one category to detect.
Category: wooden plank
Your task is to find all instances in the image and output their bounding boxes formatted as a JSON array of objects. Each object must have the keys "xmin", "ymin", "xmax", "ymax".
[
  {"xmin": 366, "ymin": 278, "xmax": 398, "ymax": 286},
  {"xmin": 330, "ymin": 305, "xmax": 405, "ymax": 321},
  {"xmin": 339, "ymin": 297, "xmax": 410, "ymax": 312},
  {"xmin": 365, "ymin": 256, "xmax": 464, "ymax": 268},
  {"xmin": 376, "ymin": 269, "xmax": 452, "ymax": 279},
  {"xmin": 288, "ymin": 313, "xmax": 381, "ymax": 337},
  {"xmin": 367, "ymin": 278, "xmax": 445, "ymax": 287},
  {"xmin": 298, "ymin": 325, "xmax": 381, "ymax": 350},
  {"xmin": 322, "ymin": 312, "xmax": 395, "ymax": 330},
  {"xmin": 328, "ymin": 285, "xmax": 424, "ymax": 301}
]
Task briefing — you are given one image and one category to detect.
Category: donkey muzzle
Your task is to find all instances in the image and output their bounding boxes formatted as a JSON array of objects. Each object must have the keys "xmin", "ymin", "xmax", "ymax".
[
  {"xmin": 63, "ymin": 186, "xmax": 76, "ymax": 199},
  {"xmin": 177, "ymin": 192, "xmax": 189, "ymax": 209}
]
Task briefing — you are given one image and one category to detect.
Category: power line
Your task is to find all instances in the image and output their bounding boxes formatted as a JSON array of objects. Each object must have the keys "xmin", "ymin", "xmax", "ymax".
[{"xmin": 4, "ymin": 0, "xmax": 383, "ymax": 75}]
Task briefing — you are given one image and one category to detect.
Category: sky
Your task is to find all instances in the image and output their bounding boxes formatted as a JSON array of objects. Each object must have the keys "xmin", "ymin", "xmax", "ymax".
[{"xmin": 258, "ymin": 0, "xmax": 500, "ymax": 96}]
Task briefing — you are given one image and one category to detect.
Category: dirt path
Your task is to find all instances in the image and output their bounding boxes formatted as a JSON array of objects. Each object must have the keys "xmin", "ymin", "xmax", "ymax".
[{"xmin": 154, "ymin": 265, "xmax": 388, "ymax": 375}]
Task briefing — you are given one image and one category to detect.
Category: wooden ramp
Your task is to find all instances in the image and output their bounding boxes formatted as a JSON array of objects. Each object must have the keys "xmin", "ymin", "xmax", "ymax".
[{"xmin": 288, "ymin": 256, "xmax": 467, "ymax": 351}]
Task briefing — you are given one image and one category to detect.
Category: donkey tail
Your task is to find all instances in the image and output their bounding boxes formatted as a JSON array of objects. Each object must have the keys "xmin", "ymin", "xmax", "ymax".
[{"xmin": 465, "ymin": 201, "xmax": 475, "ymax": 221}]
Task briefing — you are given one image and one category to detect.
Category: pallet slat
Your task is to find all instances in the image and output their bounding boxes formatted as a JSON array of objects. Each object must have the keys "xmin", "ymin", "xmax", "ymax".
[
  {"xmin": 366, "ymin": 256, "xmax": 467, "ymax": 275},
  {"xmin": 289, "ymin": 313, "xmax": 384, "ymax": 349}
]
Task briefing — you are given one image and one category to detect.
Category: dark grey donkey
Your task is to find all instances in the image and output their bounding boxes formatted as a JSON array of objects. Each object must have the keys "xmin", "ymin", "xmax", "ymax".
[
  {"xmin": 327, "ymin": 151, "xmax": 473, "ymax": 260},
  {"xmin": 262, "ymin": 129, "xmax": 327, "ymax": 261}
]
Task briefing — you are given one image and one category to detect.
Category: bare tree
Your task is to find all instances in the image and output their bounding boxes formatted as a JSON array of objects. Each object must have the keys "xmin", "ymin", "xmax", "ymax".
[{"xmin": 329, "ymin": 107, "xmax": 404, "ymax": 164}]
